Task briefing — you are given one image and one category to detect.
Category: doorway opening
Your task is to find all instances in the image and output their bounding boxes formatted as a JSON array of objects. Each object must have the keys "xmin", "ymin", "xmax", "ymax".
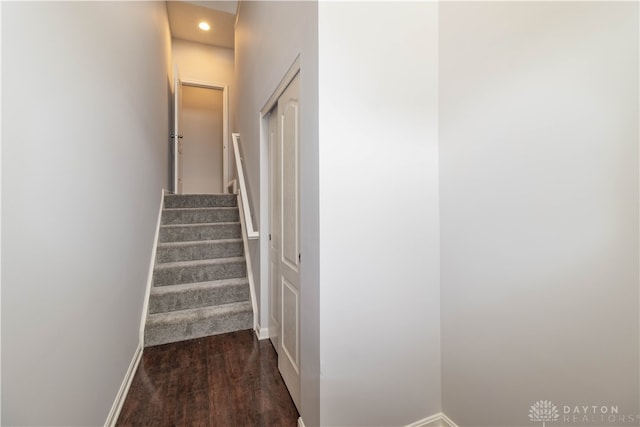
[
  {"xmin": 182, "ymin": 85, "xmax": 224, "ymax": 193},
  {"xmin": 172, "ymin": 74, "xmax": 229, "ymax": 195}
]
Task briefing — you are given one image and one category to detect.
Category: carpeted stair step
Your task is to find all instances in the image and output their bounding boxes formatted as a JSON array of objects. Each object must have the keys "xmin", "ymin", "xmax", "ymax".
[
  {"xmin": 148, "ymin": 278, "xmax": 250, "ymax": 314},
  {"xmin": 161, "ymin": 207, "xmax": 239, "ymax": 225},
  {"xmin": 153, "ymin": 257, "xmax": 246, "ymax": 286},
  {"xmin": 144, "ymin": 301, "xmax": 252, "ymax": 347},
  {"xmin": 159, "ymin": 222, "xmax": 241, "ymax": 243},
  {"xmin": 164, "ymin": 194, "xmax": 237, "ymax": 209},
  {"xmin": 156, "ymin": 238, "xmax": 244, "ymax": 263},
  {"xmin": 144, "ymin": 194, "xmax": 253, "ymax": 348}
]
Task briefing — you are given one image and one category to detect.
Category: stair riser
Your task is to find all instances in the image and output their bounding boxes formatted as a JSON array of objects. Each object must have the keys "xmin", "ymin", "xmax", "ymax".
[
  {"xmin": 162, "ymin": 209, "xmax": 239, "ymax": 225},
  {"xmin": 159, "ymin": 224, "xmax": 241, "ymax": 242},
  {"xmin": 153, "ymin": 262, "xmax": 247, "ymax": 286},
  {"xmin": 156, "ymin": 241, "xmax": 243, "ymax": 263},
  {"xmin": 144, "ymin": 310, "xmax": 252, "ymax": 347},
  {"xmin": 164, "ymin": 195, "xmax": 237, "ymax": 209},
  {"xmin": 149, "ymin": 283, "xmax": 249, "ymax": 314}
]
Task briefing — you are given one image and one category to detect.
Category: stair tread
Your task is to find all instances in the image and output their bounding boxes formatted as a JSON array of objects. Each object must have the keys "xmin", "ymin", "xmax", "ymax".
[
  {"xmin": 155, "ymin": 256, "xmax": 245, "ymax": 270},
  {"xmin": 163, "ymin": 194, "xmax": 238, "ymax": 209},
  {"xmin": 166, "ymin": 193, "xmax": 231, "ymax": 196},
  {"xmin": 163, "ymin": 207, "xmax": 238, "ymax": 212},
  {"xmin": 146, "ymin": 301, "xmax": 252, "ymax": 325},
  {"xmin": 160, "ymin": 221, "xmax": 240, "ymax": 228},
  {"xmin": 150, "ymin": 278, "xmax": 249, "ymax": 295},
  {"xmin": 157, "ymin": 238, "xmax": 242, "ymax": 248}
]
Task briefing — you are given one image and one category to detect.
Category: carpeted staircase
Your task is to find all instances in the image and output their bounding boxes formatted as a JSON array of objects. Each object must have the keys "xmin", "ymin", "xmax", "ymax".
[{"xmin": 144, "ymin": 194, "xmax": 253, "ymax": 347}]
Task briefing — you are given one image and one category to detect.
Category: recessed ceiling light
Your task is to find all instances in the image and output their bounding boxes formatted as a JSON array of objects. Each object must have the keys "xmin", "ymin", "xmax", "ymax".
[{"xmin": 198, "ymin": 21, "xmax": 210, "ymax": 31}]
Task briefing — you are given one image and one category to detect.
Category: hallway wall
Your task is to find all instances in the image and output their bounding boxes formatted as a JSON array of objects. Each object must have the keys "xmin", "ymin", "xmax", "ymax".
[
  {"xmin": 318, "ymin": 2, "xmax": 441, "ymax": 425},
  {"xmin": 1, "ymin": 2, "xmax": 172, "ymax": 425},
  {"xmin": 235, "ymin": 1, "xmax": 320, "ymax": 425},
  {"xmin": 234, "ymin": 2, "xmax": 639, "ymax": 426},
  {"xmin": 172, "ymin": 38, "xmax": 235, "ymax": 187},
  {"xmin": 172, "ymin": 38, "xmax": 234, "ymax": 85},
  {"xmin": 439, "ymin": 3, "xmax": 639, "ymax": 425}
]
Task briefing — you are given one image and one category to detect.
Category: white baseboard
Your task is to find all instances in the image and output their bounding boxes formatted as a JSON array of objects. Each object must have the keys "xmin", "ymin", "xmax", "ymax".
[
  {"xmin": 406, "ymin": 412, "xmax": 458, "ymax": 427},
  {"xmin": 254, "ymin": 324, "xmax": 269, "ymax": 340},
  {"xmin": 439, "ymin": 413, "xmax": 458, "ymax": 427},
  {"xmin": 104, "ymin": 343, "xmax": 143, "ymax": 426},
  {"xmin": 104, "ymin": 189, "xmax": 162, "ymax": 425},
  {"xmin": 140, "ymin": 188, "xmax": 165, "ymax": 344},
  {"xmin": 296, "ymin": 412, "xmax": 455, "ymax": 427}
]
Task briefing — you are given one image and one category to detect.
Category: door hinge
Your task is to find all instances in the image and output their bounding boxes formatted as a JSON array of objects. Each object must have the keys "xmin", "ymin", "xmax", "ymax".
[
  {"xmin": 269, "ymin": 234, "xmax": 272, "ymax": 241},
  {"xmin": 298, "ymin": 253, "xmax": 301, "ymax": 263}
]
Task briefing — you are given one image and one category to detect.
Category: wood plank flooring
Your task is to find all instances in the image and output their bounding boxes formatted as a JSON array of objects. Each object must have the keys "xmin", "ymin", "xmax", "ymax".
[{"xmin": 116, "ymin": 330, "xmax": 299, "ymax": 426}]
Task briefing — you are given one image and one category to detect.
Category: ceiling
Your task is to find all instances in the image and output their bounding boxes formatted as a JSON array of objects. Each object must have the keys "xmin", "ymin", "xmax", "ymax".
[{"xmin": 166, "ymin": 1, "xmax": 237, "ymax": 49}]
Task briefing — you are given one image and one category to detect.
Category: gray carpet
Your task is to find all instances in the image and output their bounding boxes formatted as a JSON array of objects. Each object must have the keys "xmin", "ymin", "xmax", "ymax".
[{"xmin": 144, "ymin": 194, "xmax": 252, "ymax": 347}]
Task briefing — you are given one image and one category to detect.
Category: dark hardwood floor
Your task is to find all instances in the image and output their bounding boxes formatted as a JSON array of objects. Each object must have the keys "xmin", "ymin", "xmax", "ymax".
[{"xmin": 117, "ymin": 330, "xmax": 299, "ymax": 426}]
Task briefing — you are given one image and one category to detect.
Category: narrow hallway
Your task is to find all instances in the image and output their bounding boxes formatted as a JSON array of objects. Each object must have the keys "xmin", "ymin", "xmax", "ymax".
[{"xmin": 116, "ymin": 331, "xmax": 298, "ymax": 426}]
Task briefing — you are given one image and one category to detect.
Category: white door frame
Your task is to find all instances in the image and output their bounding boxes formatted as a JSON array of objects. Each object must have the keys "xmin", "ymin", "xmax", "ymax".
[
  {"xmin": 173, "ymin": 66, "xmax": 182, "ymax": 194},
  {"xmin": 175, "ymin": 78, "xmax": 230, "ymax": 193},
  {"xmin": 258, "ymin": 55, "xmax": 301, "ymax": 339}
]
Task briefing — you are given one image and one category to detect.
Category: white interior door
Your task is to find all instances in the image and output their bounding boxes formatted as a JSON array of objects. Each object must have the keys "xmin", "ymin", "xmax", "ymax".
[
  {"xmin": 181, "ymin": 86, "xmax": 224, "ymax": 194},
  {"xmin": 276, "ymin": 73, "xmax": 300, "ymax": 410},
  {"xmin": 268, "ymin": 108, "xmax": 281, "ymax": 354},
  {"xmin": 173, "ymin": 69, "xmax": 183, "ymax": 194}
]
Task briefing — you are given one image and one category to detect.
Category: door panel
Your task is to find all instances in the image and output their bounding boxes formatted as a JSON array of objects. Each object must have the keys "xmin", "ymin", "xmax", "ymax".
[
  {"xmin": 276, "ymin": 73, "xmax": 300, "ymax": 411},
  {"xmin": 268, "ymin": 109, "xmax": 281, "ymax": 353},
  {"xmin": 281, "ymin": 278, "xmax": 299, "ymax": 372},
  {"xmin": 281, "ymin": 97, "xmax": 299, "ymax": 273},
  {"xmin": 181, "ymin": 86, "xmax": 224, "ymax": 194},
  {"xmin": 177, "ymin": 138, "xmax": 183, "ymax": 194}
]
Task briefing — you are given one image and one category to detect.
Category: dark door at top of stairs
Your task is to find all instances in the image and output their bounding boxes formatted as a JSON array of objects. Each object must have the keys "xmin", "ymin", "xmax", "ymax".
[{"xmin": 144, "ymin": 193, "xmax": 252, "ymax": 347}]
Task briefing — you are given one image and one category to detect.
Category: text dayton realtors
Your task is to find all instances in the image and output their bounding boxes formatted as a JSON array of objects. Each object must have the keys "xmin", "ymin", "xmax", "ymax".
[{"xmin": 562, "ymin": 405, "xmax": 639, "ymax": 424}]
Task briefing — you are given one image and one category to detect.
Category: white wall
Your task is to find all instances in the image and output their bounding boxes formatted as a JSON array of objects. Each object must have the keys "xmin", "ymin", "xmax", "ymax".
[
  {"xmin": 1, "ymin": 2, "xmax": 171, "ymax": 425},
  {"xmin": 172, "ymin": 38, "xmax": 234, "ymax": 86},
  {"xmin": 182, "ymin": 86, "xmax": 224, "ymax": 194},
  {"xmin": 318, "ymin": 2, "xmax": 441, "ymax": 426},
  {"xmin": 235, "ymin": 1, "xmax": 320, "ymax": 425},
  {"xmin": 172, "ymin": 38, "xmax": 235, "ymax": 137},
  {"xmin": 439, "ymin": 3, "xmax": 639, "ymax": 426}
]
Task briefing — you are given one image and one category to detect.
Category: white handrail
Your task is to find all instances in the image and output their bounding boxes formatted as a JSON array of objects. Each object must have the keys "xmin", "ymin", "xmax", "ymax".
[
  {"xmin": 231, "ymin": 133, "xmax": 259, "ymax": 239},
  {"xmin": 229, "ymin": 132, "xmax": 259, "ymax": 332}
]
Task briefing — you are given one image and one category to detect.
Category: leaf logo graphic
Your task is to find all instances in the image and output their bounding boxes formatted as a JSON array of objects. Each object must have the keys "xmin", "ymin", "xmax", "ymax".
[{"xmin": 529, "ymin": 400, "xmax": 559, "ymax": 427}]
